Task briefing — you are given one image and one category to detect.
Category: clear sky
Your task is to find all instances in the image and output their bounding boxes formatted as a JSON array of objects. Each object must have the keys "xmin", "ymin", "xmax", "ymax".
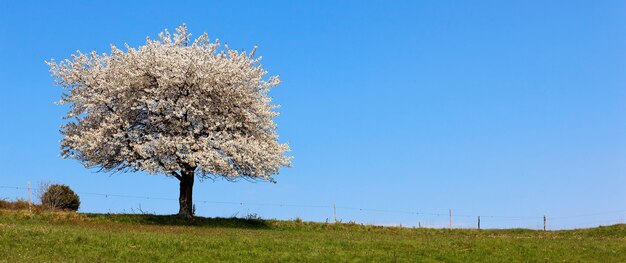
[{"xmin": 1, "ymin": 1, "xmax": 626, "ymax": 229}]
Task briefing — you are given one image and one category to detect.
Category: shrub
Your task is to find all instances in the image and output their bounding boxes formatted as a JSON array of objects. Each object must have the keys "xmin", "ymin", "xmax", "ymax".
[
  {"xmin": 245, "ymin": 213, "xmax": 263, "ymax": 220},
  {"xmin": 0, "ymin": 198, "xmax": 28, "ymax": 210},
  {"xmin": 40, "ymin": 184, "xmax": 80, "ymax": 211},
  {"xmin": 0, "ymin": 198, "xmax": 45, "ymax": 212}
]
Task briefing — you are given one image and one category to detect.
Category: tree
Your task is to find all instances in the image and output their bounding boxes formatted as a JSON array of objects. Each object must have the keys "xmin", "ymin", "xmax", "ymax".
[
  {"xmin": 47, "ymin": 25, "xmax": 292, "ymax": 217},
  {"xmin": 39, "ymin": 183, "xmax": 81, "ymax": 211}
]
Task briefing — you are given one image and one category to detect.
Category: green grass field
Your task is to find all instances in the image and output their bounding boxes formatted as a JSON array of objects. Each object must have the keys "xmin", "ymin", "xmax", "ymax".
[{"xmin": 1, "ymin": 209, "xmax": 625, "ymax": 262}]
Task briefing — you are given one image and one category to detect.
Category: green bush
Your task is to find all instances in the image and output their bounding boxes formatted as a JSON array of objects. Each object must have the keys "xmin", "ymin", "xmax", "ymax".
[{"xmin": 41, "ymin": 184, "xmax": 80, "ymax": 211}]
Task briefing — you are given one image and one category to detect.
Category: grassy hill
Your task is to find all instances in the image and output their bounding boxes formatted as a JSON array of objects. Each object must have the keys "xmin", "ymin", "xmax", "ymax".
[{"xmin": 1, "ymin": 209, "xmax": 625, "ymax": 262}]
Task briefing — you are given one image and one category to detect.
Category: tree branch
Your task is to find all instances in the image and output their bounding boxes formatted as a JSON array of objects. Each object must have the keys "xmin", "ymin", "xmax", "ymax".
[{"xmin": 171, "ymin": 170, "xmax": 182, "ymax": 181}]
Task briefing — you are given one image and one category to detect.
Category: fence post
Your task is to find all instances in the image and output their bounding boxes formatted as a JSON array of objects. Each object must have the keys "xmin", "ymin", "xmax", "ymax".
[
  {"xmin": 449, "ymin": 209, "xmax": 452, "ymax": 230},
  {"xmin": 27, "ymin": 181, "xmax": 31, "ymax": 213},
  {"xmin": 333, "ymin": 203, "xmax": 337, "ymax": 223},
  {"xmin": 478, "ymin": 216, "xmax": 480, "ymax": 230},
  {"xmin": 543, "ymin": 215, "xmax": 546, "ymax": 231}
]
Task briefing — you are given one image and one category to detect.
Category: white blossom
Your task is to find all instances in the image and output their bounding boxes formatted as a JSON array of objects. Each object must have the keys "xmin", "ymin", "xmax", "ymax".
[{"xmin": 47, "ymin": 24, "xmax": 292, "ymax": 183}]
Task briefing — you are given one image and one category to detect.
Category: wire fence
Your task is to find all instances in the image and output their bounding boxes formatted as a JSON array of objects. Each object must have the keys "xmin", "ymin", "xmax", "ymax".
[{"xmin": 1, "ymin": 184, "xmax": 625, "ymax": 230}]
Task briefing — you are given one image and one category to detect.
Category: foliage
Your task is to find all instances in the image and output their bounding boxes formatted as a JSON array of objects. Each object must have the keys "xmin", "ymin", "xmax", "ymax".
[
  {"xmin": 1, "ymin": 210, "xmax": 626, "ymax": 262},
  {"xmin": 40, "ymin": 184, "xmax": 80, "ymax": 211},
  {"xmin": 46, "ymin": 24, "xmax": 291, "ymax": 182},
  {"xmin": 0, "ymin": 198, "xmax": 44, "ymax": 212}
]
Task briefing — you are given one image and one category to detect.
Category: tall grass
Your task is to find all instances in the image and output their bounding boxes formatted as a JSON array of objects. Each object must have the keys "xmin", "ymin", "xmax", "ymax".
[{"xmin": 1, "ymin": 206, "xmax": 625, "ymax": 262}]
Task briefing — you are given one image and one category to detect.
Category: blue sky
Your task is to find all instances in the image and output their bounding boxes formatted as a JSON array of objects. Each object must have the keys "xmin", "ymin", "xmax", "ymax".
[{"xmin": 1, "ymin": 0, "xmax": 626, "ymax": 229}]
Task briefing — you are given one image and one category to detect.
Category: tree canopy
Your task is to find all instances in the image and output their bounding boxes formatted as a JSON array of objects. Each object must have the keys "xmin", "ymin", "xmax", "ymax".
[{"xmin": 47, "ymin": 25, "xmax": 292, "ymax": 216}]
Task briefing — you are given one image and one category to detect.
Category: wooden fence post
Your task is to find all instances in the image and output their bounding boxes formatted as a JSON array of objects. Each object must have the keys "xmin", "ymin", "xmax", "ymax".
[
  {"xmin": 478, "ymin": 216, "xmax": 480, "ymax": 230},
  {"xmin": 449, "ymin": 209, "xmax": 452, "ymax": 230},
  {"xmin": 27, "ymin": 181, "xmax": 31, "ymax": 213},
  {"xmin": 543, "ymin": 215, "xmax": 547, "ymax": 231},
  {"xmin": 333, "ymin": 203, "xmax": 337, "ymax": 223}
]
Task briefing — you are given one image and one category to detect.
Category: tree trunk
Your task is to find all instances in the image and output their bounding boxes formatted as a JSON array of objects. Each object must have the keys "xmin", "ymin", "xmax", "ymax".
[{"xmin": 178, "ymin": 170, "xmax": 194, "ymax": 218}]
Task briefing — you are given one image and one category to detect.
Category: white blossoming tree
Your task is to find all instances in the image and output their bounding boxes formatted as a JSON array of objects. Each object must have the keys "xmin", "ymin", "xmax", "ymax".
[{"xmin": 47, "ymin": 25, "xmax": 292, "ymax": 218}]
